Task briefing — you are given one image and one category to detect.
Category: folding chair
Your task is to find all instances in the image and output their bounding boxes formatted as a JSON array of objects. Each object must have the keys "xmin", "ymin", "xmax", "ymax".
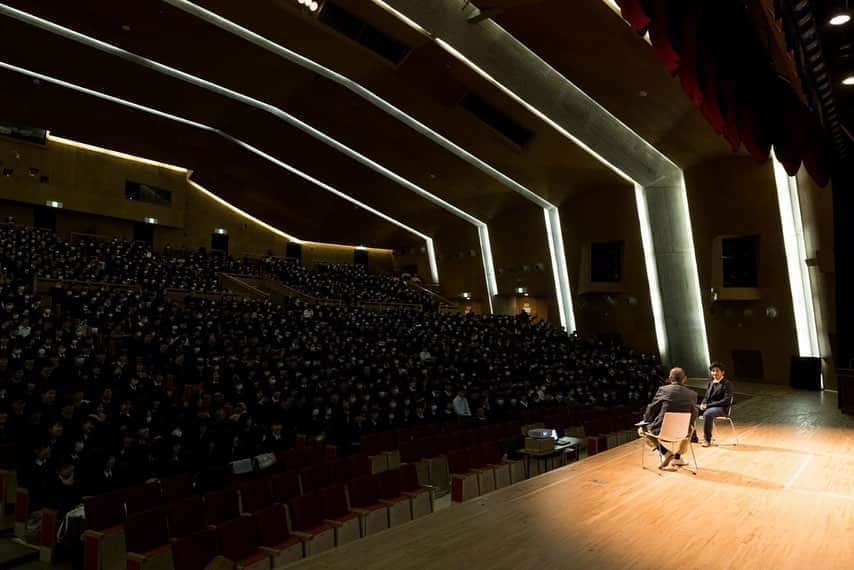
[
  {"xmin": 700, "ymin": 396, "xmax": 738, "ymax": 445},
  {"xmin": 640, "ymin": 412, "xmax": 698, "ymax": 474}
]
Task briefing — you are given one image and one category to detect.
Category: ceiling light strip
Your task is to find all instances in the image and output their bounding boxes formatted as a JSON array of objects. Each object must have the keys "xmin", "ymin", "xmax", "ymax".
[
  {"xmin": 772, "ymin": 151, "xmax": 821, "ymax": 374},
  {"xmin": 164, "ymin": 0, "xmax": 550, "ymax": 208},
  {"xmin": 633, "ymin": 183, "xmax": 668, "ymax": 362},
  {"xmin": 48, "ymin": 134, "xmax": 189, "ymax": 173},
  {"xmin": 188, "ymin": 180, "xmax": 302, "ymax": 243},
  {"xmin": 0, "ymin": 60, "xmax": 444, "ymax": 279},
  {"xmin": 476, "ymin": 225, "xmax": 497, "ymax": 313},
  {"xmin": 0, "ymin": 2, "xmax": 486, "ymax": 293},
  {"xmin": 0, "ymin": 4, "xmax": 482, "ymax": 223}
]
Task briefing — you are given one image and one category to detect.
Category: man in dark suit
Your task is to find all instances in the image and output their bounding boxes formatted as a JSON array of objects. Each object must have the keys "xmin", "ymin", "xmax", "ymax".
[
  {"xmin": 699, "ymin": 361, "xmax": 735, "ymax": 447},
  {"xmin": 639, "ymin": 367, "xmax": 697, "ymax": 469}
]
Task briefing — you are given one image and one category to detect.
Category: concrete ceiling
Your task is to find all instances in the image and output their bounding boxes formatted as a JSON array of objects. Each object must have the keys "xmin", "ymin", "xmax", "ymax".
[{"xmin": 0, "ymin": 0, "xmax": 739, "ymax": 253}]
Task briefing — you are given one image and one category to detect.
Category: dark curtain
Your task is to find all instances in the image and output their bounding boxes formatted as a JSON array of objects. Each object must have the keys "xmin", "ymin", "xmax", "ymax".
[{"xmin": 614, "ymin": 0, "xmax": 831, "ymax": 186}]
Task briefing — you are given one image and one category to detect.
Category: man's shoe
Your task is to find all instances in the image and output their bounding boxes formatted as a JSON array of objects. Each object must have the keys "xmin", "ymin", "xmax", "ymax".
[
  {"xmin": 671, "ymin": 457, "xmax": 688, "ymax": 467},
  {"xmin": 701, "ymin": 440, "xmax": 711, "ymax": 447},
  {"xmin": 658, "ymin": 451, "xmax": 674, "ymax": 469}
]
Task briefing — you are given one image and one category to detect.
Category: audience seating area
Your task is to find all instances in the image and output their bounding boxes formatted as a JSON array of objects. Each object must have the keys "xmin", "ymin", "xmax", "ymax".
[{"xmin": 0, "ymin": 221, "xmax": 660, "ymax": 568}]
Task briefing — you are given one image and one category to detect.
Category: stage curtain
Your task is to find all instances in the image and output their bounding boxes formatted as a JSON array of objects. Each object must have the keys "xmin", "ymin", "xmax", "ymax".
[{"xmin": 613, "ymin": 0, "xmax": 831, "ymax": 186}]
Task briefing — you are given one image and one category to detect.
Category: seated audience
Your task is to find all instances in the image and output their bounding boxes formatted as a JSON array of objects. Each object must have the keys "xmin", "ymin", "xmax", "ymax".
[{"xmin": 0, "ymin": 222, "xmax": 662, "ymax": 515}]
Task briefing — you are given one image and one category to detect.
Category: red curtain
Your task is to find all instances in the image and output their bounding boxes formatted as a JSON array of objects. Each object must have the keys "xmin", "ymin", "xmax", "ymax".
[{"xmin": 616, "ymin": 0, "xmax": 831, "ymax": 187}]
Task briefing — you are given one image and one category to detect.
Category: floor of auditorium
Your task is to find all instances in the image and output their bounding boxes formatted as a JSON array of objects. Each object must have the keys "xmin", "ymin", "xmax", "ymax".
[{"xmin": 293, "ymin": 380, "xmax": 854, "ymax": 570}]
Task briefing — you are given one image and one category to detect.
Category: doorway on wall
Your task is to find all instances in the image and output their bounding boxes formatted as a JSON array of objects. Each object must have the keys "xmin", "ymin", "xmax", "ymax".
[
  {"xmin": 33, "ymin": 206, "xmax": 56, "ymax": 231},
  {"xmin": 354, "ymin": 248, "xmax": 368, "ymax": 267},
  {"xmin": 285, "ymin": 241, "xmax": 302, "ymax": 265},
  {"xmin": 211, "ymin": 232, "xmax": 229, "ymax": 255},
  {"xmin": 134, "ymin": 222, "xmax": 154, "ymax": 246}
]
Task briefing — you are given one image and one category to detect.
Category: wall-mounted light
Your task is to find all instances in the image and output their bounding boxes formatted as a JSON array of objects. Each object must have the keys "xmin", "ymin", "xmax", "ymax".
[
  {"xmin": 144, "ymin": 216, "xmax": 158, "ymax": 224},
  {"xmin": 842, "ymin": 76, "xmax": 854, "ymax": 86},
  {"xmin": 515, "ymin": 286, "xmax": 527, "ymax": 295},
  {"xmin": 829, "ymin": 14, "xmax": 851, "ymax": 26},
  {"xmin": 461, "ymin": 291, "xmax": 472, "ymax": 300},
  {"xmin": 45, "ymin": 200, "xmax": 62, "ymax": 208},
  {"xmin": 213, "ymin": 227, "xmax": 227, "ymax": 235}
]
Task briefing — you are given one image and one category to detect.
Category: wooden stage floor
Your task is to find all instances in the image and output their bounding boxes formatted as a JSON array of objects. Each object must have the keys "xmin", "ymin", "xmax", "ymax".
[{"xmin": 294, "ymin": 381, "xmax": 854, "ymax": 570}]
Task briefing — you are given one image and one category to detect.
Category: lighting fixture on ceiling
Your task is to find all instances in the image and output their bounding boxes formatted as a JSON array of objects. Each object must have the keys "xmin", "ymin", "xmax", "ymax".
[
  {"xmin": 829, "ymin": 14, "xmax": 851, "ymax": 26},
  {"xmin": 296, "ymin": 0, "xmax": 320, "ymax": 13}
]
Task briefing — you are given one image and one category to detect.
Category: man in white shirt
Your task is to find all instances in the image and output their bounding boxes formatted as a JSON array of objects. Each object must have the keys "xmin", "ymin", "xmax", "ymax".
[{"xmin": 452, "ymin": 390, "xmax": 471, "ymax": 416}]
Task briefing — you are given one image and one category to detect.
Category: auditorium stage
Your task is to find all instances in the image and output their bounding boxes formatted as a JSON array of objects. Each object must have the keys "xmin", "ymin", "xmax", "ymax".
[{"xmin": 293, "ymin": 381, "xmax": 854, "ymax": 570}]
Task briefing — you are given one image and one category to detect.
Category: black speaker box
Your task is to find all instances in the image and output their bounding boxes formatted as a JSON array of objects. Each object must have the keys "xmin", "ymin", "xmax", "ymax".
[{"xmin": 789, "ymin": 356, "xmax": 822, "ymax": 390}]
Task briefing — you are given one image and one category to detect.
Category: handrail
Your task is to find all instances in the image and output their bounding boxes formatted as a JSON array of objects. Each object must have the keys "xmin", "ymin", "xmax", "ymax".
[
  {"xmin": 69, "ymin": 231, "xmax": 115, "ymax": 243},
  {"xmin": 360, "ymin": 300, "xmax": 422, "ymax": 312},
  {"xmin": 163, "ymin": 288, "xmax": 240, "ymax": 303},
  {"xmin": 410, "ymin": 282, "xmax": 457, "ymax": 308},
  {"xmin": 218, "ymin": 273, "xmax": 270, "ymax": 300},
  {"xmin": 33, "ymin": 277, "xmax": 142, "ymax": 294}
]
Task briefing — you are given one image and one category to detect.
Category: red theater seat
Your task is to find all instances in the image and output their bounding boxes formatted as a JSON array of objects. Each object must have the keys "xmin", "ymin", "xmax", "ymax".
[
  {"xmin": 82, "ymin": 491, "xmax": 127, "ymax": 570},
  {"xmin": 255, "ymin": 504, "xmax": 303, "ymax": 568},
  {"xmin": 126, "ymin": 482, "xmax": 164, "ymax": 517},
  {"xmin": 239, "ymin": 478, "xmax": 274, "ymax": 514},
  {"xmin": 161, "ymin": 474, "xmax": 193, "ymax": 504},
  {"xmin": 398, "ymin": 463, "xmax": 433, "ymax": 520},
  {"xmin": 287, "ymin": 493, "xmax": 335, "ymax": 556},
  {"xmin": 204, "ymin": 488, "xmax": 240, "ymax": 527},
  {"xmin": 446, "ymin": 449, "xmax": 479, "ymax": 503},
  {"xmin": 299, "ymin": 464, "xmax": 333, "ymax": 495},
  {"xmin": 217, "ymin": 515, "xmax": 271, "ymax": 570},
  {"xmin": 171, "ymin": 529, "xmax": 218, "ymax": 570},
  {"xmin": 347, "ymin": 475, "xmax": 388, "ymax": 537},
  {"xmin": 125, "ymin": 508, "xmax": 172, "ymax": 570},
  {"xmin": 376, "ymin": 469, "xmax": 411, "ymax": 528},
  {"xmin": 168, "ymin": 497, "xmax": 207, "ymax": 540},
  {"xmin": 319, "ymin": 484, "xmax": 360, "ymax": 546},
  {"xmin": 270, "ymin": 471, "xmax": 301, "ymax": 505}
]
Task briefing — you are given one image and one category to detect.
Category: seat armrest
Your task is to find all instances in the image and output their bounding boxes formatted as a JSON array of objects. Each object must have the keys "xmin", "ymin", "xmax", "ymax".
[
  {"xmin": 82, "ymin": 529, "xmax": 105, "ymax": 540},
  {"xmin": 350, "ymin": 508, "xmax": 371, "ymax": 516},
  {"xmin": 322, "ymin": 519, "xmax": 344, "ymax": 527},
  {"xmin": 258, "ymin": 546, "xmax": 280, "ymax": 556},
  {"xmin": 126, "ymin": 552, "xmax": 147, "ymax": 563},
  {"xmin": 291, "ymin": 530, "xmax": 314, "ymax": 541}
]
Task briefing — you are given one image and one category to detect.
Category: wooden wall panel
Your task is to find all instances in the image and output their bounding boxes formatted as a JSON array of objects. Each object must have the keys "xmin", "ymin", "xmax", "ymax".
[{"xmin": 686, "ymin": 157, "xmax": 797, "ymax": 383}]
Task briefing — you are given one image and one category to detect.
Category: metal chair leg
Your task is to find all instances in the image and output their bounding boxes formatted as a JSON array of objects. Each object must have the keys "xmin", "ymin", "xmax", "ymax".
[
  {"xmin": 728, "ymin": 418, "xmax": 738, "ymax": 445},
  {"xmin": 688, "ymin": 442, "xmax": 699, "ymax": 475}
]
